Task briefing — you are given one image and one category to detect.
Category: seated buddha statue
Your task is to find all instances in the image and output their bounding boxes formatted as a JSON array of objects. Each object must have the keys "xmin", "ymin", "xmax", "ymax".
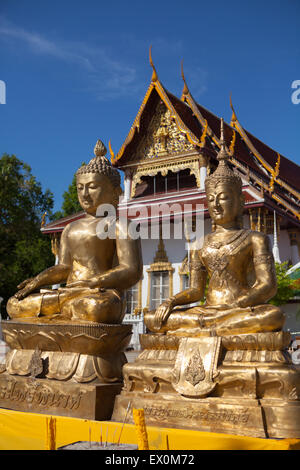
[
  {"xmin": 145, "ymin": 119, "xmax": 284, "ymax": 337},
  {"xmin": 6, "ymin": 140, "xmax": 143, "ymax": 324}
]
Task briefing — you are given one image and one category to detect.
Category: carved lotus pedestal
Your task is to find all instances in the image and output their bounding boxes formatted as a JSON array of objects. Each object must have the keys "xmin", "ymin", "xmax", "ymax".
[
  {"xmin": 112, "ymin": 331, "xmax": 300, "ymax": 438},
  {"xmin": 0, "ymin": 320, "xmax": 132, "ymax": 420}
]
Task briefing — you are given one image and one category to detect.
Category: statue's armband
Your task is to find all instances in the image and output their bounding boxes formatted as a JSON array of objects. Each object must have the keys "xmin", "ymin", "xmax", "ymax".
[
  {"xmin": 253, "ymin": 253, "xmax": 273, "ymax": 267},
  {"xmin": 190, "ymin": 260, "xmax": 206, "ymax": 273}
]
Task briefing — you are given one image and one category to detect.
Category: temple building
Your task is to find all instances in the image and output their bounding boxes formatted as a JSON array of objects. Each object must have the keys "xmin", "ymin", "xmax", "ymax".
[{"xmin": 42, "ymin": 59, "xmax": 300, "ymax": 348}]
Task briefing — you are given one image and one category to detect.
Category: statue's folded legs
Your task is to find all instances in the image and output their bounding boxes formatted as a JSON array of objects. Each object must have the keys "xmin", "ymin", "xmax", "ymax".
[
  {"xmin": 0, "ymin": 140, "xmax": 143, "ymax": 420},
  {"xmin": 7, "ymin": 287, "xmax": 125, "ymax": 324},
  {"xmin": 144, "ymin": 304, "xmax": 285, "ymax": 336}
]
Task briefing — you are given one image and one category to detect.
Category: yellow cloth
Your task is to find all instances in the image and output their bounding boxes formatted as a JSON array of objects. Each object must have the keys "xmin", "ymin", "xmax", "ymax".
[{"xmin": 0, "ymin": 408, "xmax": 299, "ymax": 450}]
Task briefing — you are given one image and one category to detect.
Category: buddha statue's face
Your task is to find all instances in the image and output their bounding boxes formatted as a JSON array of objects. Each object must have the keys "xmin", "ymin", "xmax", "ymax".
[
  {"xmin": 206, "ymin": 182, "xmax": 243, "ymax": 227},
  {"xmin": 76, "ymin": 173, "xmax": 119, "ymax": 215}
]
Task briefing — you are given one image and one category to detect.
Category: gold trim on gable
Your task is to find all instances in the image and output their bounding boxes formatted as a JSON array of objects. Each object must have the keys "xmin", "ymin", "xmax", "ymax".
[{"xmin": 112, "ymin": 69, "xmax": 202, "ymax": 165}]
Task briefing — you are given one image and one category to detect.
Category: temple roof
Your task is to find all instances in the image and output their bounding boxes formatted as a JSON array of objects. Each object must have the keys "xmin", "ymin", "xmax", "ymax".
[
  {"xmin": 41, "ymin": 211, "xmax": 85, "ymax": 234},
  {"xmin": 110, "ymin": 84, "xmax": 202, "ymax": 167},
  {"xmin": 41, "ymin": 56, "xmax": 300, "ymax": 233},
  {"xmin": 110, "ymin": 58, "xmax": 299, "ymax": 222}
]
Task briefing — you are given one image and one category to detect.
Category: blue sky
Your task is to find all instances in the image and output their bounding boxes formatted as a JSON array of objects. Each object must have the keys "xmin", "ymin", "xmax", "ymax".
[{"xmin": 0, "ymin": 0, "xmax": 299, "ymax": 214}]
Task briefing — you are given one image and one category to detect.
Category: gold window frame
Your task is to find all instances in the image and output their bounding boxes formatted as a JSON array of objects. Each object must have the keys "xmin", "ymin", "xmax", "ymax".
[
  {"xmin": 125, "ymin": 280, "xmax": 143, "ymax": 316},
  {"xmin": 145, "ymin": 261, "xmax": 174, "ymax": 313}
]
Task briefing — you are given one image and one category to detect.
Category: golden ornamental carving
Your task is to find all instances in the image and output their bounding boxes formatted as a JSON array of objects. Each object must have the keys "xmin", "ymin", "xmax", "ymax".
[
  {"xmin": 229, "ymin": 129, "xmax": 236, "ymax": 155},
  {"xmin": 147, "ymin": 234, "xmax": 174, "ymax": 273},
  {"xmin": 185, "ymin": 349, "xmax": 205, "ymax": 386},
  {"xmin": 132, "ymin": 102, "xmax": 194, "ymax": 161},
  {"xmin": 269, "ymin": 153, "xmax": 281, "ymax": 193},
  {"xmin": 28, "ymin": 348, "xmax": 43, "ymax": 378},
  {"xmin": 130, "ymin": 157, "xmax": 201, "ymax": 198}
]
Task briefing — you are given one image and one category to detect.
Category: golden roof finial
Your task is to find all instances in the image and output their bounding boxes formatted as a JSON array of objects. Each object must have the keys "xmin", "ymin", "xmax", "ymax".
[
  {"xmin": 41, "ymin": 211, "xmax": 47, "ymax": 228},
  {"xmin": 181, "ymin": 60, "xmax": 189, "ymax": 96},
  {"xmin": 153, "ymin": 229, "xmax": 169, "ymax": 263},
  {"xmin": 108, "ymin": 140, "xmax": 115, "ymax": 161},
  {"xmin": 149, "ymin": 45, "xmax": 158, "ymax": 82},
  {"xmin": 229, "ymin": 93, "xmax": 237, "ymax": 127}
]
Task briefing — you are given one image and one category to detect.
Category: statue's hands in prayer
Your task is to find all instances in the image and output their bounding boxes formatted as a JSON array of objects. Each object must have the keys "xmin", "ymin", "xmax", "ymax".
[
  {"xmin": 153, "ymin": 297, "xmax": 176, "ymax": 330},
  {"xmin": 15, "ymin": 277, "xmax": 39, "ymax": 300}
]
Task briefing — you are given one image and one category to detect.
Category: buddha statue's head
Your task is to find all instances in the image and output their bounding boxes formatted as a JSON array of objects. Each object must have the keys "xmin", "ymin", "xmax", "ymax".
[
  {"xmin": 76, "ymin": 140, "xmax": 122, "ymax": 215},
  {"xmin": 205, "ymin": 119, "xmax": 244, "ymax": 230}
]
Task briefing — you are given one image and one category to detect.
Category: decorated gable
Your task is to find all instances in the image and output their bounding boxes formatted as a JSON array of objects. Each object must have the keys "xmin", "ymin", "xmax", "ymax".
[{"xmin": 132, "ymin": 101, "xmax": 195, "ymax": 162}]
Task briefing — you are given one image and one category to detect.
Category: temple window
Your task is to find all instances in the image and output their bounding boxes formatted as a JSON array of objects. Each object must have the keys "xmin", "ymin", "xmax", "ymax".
[
  {"xmin": 126, "ymin": 284, "xmax": 139, "ymax": 314},
  {"xmin": 125, "ymin": 281, "xmax": 142, "ymax": 316},
  {"xmin": 150, "ymin": 271, "xmax": 170, "ymax": 310},
  {"xmin": 145, "ymin": 233, "xmax": 174, "ymax": 312},
  {"xmin": 134, "ymin": 169, "xmax": 196, "ymax": 198}
]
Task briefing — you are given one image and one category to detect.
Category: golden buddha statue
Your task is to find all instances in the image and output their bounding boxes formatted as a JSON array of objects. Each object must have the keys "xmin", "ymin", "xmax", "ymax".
[
  {"xmin": 6, "ymin": 140, "xmax": 143, "ymax": 324},
  {"xmin": 0, "ymin": 140, "xmax": 143, "ymax": 421},
  {"xmin": 144, "ymin": 119, "xmax": 284, "ymax": 337}
]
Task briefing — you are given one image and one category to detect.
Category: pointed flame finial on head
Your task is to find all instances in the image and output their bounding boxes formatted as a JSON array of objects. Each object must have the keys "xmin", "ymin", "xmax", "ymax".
[
  {"xmin": 181, "ymin": 60, "xmax": 189, "ymax": 96},
  {"xmin": 217, "ymin": 118, "xmax": 229, "ymax": 162},
  {"xmin": 149, "ymin": 45, "xmax": 158, "ymax": 82},
  {"xmin": 220, "ymin": 117, "xmax": 225, "ymax": 145},
  {"xmin": 94, "ymin": 139, "xmax": 107, "ymax": 158},
  {"xmin": 76, "ymin": 139, "xmax": 120, "ymax": 188},
  {"xmin": 205, "ymin": 117, "xmax": 242, "ymax": 193}
]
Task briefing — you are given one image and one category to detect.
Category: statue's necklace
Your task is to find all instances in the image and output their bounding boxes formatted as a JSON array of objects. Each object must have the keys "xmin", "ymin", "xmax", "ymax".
[
  {"xmin": 206, "ymin": 229, "xmax": 245, "ymax": 250},
  {"xmin": 204, "ymin": 230, "xmax": 250, "ymax": 287}
]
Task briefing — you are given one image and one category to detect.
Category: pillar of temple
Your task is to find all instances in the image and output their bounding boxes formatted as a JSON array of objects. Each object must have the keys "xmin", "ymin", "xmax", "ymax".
[
  {"xmin": 123, "ymin": 172, "xmax": 132, "ymax": 201},
  {"xmin": 199, "ymin": 155, "xmax": 207, "ymax": 190},
  {"xmin": 51, "ymin": 234, "xmax": 61, "ymax": 290},
  {"xmin": 272, "ymin": 211, "xmax": 281, "ymax": 264},
  {"xmin": 288, "ymin": 229, "xmax": 300, "ymax": 266}
]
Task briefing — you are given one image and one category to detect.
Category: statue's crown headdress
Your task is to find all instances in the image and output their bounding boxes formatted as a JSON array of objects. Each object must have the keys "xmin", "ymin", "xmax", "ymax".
[
  {"xmin": 76, "ymin": 140, "xmax": 121, "ymax": 187},
  {"xmin": 205, "ymin": 118, "xmax": 242, "ymax": 192}
]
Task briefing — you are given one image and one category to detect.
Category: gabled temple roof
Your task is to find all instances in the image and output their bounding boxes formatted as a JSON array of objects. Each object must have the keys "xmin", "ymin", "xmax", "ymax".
[
  {"xmin": 181, "ymin": 72, "xmax": 300, "ymax": 196},
  {"xmin": 110, "ymin": 56, "xmax": 299, "ymax": 222},
  {"xmin": 41, "ymin": 55, "xmax": 299, "ymax": 234},
  {"xmin": 110, "ymin": 87, "xmax": 202, "ymax": 167}
]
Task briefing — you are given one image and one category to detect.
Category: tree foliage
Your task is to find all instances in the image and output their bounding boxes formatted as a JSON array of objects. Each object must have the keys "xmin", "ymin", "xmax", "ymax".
[
  {"xmin": 0, "ymin": 154, "xmax": 55, "ymax": 310},
  {"xmin": 51, "ymin": 168, "xmax": 84, "ymax": 220},
  {"xmin": 270, "ymin": 262, "xmax": 299, "ymax": 306}
]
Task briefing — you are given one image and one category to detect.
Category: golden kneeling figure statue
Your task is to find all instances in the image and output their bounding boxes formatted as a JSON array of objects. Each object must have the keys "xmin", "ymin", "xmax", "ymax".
[
  {"xmin": 145, "ymin": 128, "xmax": 283, "ymax": 337},
  {"xmin": 112, "ymin": 120, "xmax": 300, "ymax": 439}
]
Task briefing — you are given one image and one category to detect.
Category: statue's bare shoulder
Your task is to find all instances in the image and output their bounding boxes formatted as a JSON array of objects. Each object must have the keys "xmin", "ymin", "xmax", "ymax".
[{"xmin": 249, "ymin": 230, "xmax": 272, "ymax": 255}]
